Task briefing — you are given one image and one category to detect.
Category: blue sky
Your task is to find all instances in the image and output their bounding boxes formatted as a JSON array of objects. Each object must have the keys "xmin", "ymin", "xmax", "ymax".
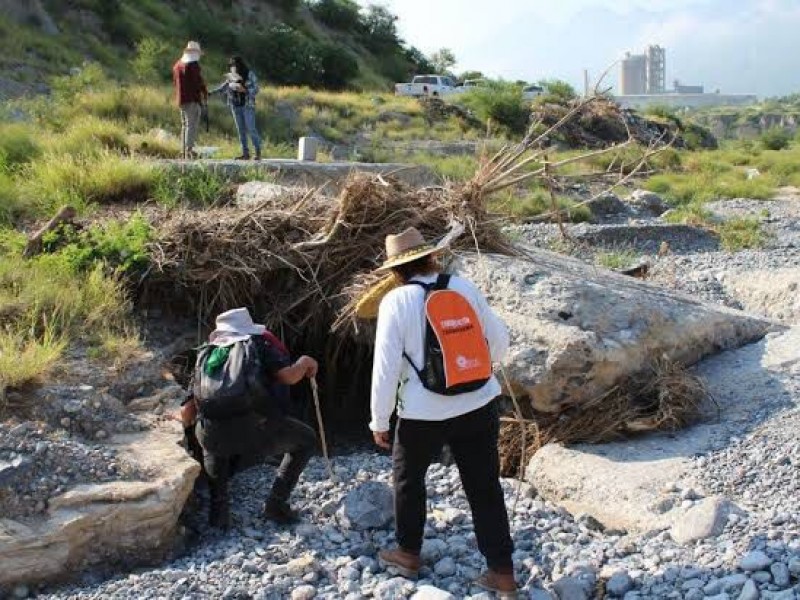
[{"xmin": 359, "ymin": 0, "xmax": 800, "ymax": 97}]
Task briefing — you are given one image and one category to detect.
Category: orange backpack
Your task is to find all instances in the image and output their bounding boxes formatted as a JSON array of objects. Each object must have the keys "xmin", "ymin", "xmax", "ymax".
[{"xmin": 404, "ymin": 274, "xmax": 493, "ymax": 396}]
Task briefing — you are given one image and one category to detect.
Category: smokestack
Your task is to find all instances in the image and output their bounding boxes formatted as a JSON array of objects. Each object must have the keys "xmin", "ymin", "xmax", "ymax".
[{"xmin": 584, "ymin": 69, "xmax": 590, "ymax": 97}]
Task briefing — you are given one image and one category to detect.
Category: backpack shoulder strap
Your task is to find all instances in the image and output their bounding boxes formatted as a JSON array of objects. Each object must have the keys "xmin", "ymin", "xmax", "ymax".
[
  {"xmin": 406, "ymin": 280, "xmax": 432, "ymax": 292},
  {"xmin": 433, "ymin": 273, "xmax": 451, "ymax": 290},
  {"xmin": 401, "ymin": 278, "xmax": 434, "ymax": 374}
]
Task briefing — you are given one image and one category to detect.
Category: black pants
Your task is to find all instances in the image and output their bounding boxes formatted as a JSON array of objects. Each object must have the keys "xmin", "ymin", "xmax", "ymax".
[
  {"xmin": 392, "ymin": 400, "xmax": 514, "ymax": 571},
  {"xmin": 201, "ymin": 416, "xmax": 317, "ymax": 503}
]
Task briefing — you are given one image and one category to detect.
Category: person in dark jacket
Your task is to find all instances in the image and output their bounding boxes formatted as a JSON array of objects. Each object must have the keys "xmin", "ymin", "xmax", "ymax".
[
  {"xmin": 211, "ymin": 56, "xmax": 263, "ymax": 160},
  {"xmin": 193, "ymin": 308, "xmax": 318, "ymax": 529},
  {"xmin": 172, "ymin": 41, "xmax": 208, "ymax": 159}
]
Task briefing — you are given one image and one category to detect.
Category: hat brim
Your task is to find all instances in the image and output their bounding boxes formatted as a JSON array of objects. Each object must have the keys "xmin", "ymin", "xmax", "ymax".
[{"xmin": 376, "ymin": 246, "xmax": 442, "ymax": 272}]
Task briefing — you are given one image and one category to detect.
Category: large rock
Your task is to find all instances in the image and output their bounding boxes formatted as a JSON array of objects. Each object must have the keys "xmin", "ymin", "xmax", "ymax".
[
  {"xmin": 627, "ymin": 190, "xmax": 669, "ymax": 216},
  {"xmin": 670, "ymin": 497, "xmax": 741, "ymax": 545},
  {"xmin": 236, "ymin": 182, "xmax": 305, "ymax": 207},
  {"xmin": 337, "ymin": 481, "xmax": 394, "ymax": 531},
  {"xmin": 0, "ymin": 424, "xmax": 199, "ymax": 588},
  {"xmin": 586, "ymin": 192, "xmax": 629, "ymax": 220},
  {"xmin": 458, "ymin": 251, "xmax": 769, "ymax": 414}
]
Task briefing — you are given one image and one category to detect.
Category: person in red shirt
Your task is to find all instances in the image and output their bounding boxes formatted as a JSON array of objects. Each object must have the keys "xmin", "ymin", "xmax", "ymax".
[{"xmin": 172, "ymin": 41, "xmax": 208, "ymax": 159}]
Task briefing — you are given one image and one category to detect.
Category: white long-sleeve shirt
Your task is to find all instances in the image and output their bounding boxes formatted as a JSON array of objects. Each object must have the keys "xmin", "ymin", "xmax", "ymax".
[{"xmin": 369, "ymin": 273, "xmax": 510, "ymax": 432}]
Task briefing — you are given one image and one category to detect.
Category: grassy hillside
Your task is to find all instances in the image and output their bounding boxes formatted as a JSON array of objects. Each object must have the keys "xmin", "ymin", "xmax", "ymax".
[{"xmin": 0, "ymin": 0, "xmax": 431, "ymax": 98}]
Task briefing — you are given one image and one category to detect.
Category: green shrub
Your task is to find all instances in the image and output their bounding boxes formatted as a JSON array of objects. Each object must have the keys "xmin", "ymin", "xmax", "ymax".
[
  {"xmin": 718, "ymin": 217, "xmax": 766, "ymax": 251},
  {"xmin": 761, "ymin": 127, "xmax": 791, "ymax": 151},
  {"xmin": 51, "ymin": 63, "xmax": 108, "ymax": 101},
  {"xmin": 535, "ymin": 79, "xmax": 578, "ymax": 104},
  {"xmin": 0, "ymin": 124, "xmax": 41, "ymax": 169},
  {"xmin": 44, "ymin": 214, "xmax": 153, "ymax": 274},
  {"xmin": 270, "ymin": 0, "xmax": 302, "ymax": 10},
  {"xmin": 242, "ymin": 25, "xmax": 319, "ymax": 86},
  {"xmin": 358, "ymin": 4, "xmax": 400, "ymax": 52},
  {"xmin": 309, "ymin": 0, "xmax": 361, "ymax": 31},
  {"xmin": 131, "ymin": 37, "xmax": 172, "ymax": 83},
  {"xmin": 459, "ymin": 81, "xmax": 529, "ymax": 136},
  {"xmin": 317, "ymin": 43, "xmax": 360, "ymax": 90},
  {"xmin": 183, "ymin": 11, "xmax": 236, "ymax": 53}
]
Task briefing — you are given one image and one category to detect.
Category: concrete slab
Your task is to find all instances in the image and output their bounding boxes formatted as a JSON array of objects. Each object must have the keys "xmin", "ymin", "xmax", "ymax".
[{"xmin": 157, "ymin": 159, "xmax": 440, "ymax": 191}]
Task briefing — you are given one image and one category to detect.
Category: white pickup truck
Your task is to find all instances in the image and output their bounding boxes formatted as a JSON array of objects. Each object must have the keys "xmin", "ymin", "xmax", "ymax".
[{"xmin": 395, "ymin": 75, "xmax": 458, "ymax": 97}]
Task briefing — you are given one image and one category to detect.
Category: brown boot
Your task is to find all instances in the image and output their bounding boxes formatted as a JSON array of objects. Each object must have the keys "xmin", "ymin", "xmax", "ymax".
[
  {"xmin": 475, "ymin": 569, "xmax": 518, "ymax": 598},
  {"xmin": 378, "ymin": 548, "xmax": 421, "ymax": 579}
]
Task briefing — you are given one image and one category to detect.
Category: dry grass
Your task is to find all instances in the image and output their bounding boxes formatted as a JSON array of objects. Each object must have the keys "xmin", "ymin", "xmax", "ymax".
[
  {"xmin": 498, "ymin": 358, "xmax": 712, "ymax": 476},
  {"xmin": 147, "ymin": 174, "xmax": 515, "ymax": 335},
  {"xmin": 0, "ymin": 328, "xmax": 66, "ymax": 411}
]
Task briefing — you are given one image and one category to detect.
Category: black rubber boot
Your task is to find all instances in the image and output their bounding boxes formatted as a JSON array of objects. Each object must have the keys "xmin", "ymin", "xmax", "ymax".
[{"xmin": 263, "ymin": 496, "xmax": 300, "ymax": 525}]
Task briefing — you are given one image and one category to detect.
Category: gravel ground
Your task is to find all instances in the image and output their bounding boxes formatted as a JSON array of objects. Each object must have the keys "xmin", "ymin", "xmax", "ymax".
[
  {"xmin": 510, "ymin": 192, "xmax": 800, "ymax": 317},
  {"xmin": 32, "ymin": 445, "xmax": 799, "ymax": 600},
  {"xmin": 0, "ymin": 418, "xmax": 148, "ymax": 520}
]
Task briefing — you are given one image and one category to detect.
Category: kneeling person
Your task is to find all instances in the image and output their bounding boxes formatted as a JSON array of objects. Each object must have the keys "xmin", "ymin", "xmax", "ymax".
[{"xmin": 194, "ymin": 307, "xmax": 318, "ymax": 528}]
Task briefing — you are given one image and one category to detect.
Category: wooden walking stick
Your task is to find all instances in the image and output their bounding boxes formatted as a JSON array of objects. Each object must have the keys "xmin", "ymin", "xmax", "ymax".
[{"xmin": 310, "ymin": 377, "xmax": 336, "ymax": 481}]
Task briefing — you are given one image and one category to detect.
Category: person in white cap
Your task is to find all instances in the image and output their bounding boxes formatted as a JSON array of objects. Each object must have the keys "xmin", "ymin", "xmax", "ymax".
[
  {"xmin": 172, "ymin": 41, "xmax": 208, "ymax": 159},
  {"xmin": 190, "ymin": 307, "xmax": 319, "ymax": 529},
  {"xmin": 368, "ymin": 227, "xmax": 517, "ymax": 597}
]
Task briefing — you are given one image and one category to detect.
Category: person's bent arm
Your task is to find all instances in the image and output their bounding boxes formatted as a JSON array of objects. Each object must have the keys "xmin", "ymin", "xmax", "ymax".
[
  {"xmin": 275, "ymin": 355, "xmax": 318, "ymax": 386},
  {"xmin": 209, "ymin": 81, "xmax": 229, "ymax": 95}
]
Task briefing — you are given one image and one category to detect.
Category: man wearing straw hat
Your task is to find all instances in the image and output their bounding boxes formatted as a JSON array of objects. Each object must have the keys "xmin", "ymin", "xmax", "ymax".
[
  {"xmin": 369, "ymin": 228, "xmax": 517, "ymax": 596},
  {"xmin": 172, "ymin": 41, "xmax": 208, "ymax": 159},
  {"xmin": 192, "ymin": 308, "xmax": 319, "ymax": 529}
]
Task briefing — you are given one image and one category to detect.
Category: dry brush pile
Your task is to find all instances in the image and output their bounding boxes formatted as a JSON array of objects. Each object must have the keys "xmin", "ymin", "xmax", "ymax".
[
  {"xmin": 498, "ymin": 358, "xmax": 713, "ymax": 476},
  {"xmin": 531, "ymin": 95, "xmax": 717, "ymax": 150},
  {"xmin": 143, "ymin": 96, "xmax": 709, "ymax": 469}
]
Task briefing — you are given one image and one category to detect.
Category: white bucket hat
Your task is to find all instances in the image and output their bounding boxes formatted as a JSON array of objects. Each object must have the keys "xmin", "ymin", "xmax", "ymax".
[
  {"xmin": 209, "ymin": 307, "xmax": 265, "ymax": 346},
  {"xmin": 181, "ymin": 41, "xmax": 202, "ymax": 64}
]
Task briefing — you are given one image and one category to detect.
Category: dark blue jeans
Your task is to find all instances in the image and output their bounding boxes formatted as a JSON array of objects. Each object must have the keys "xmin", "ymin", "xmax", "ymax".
[{"xmin": 231, "ymin": 105, "xmax": 262, "ymax": 157}]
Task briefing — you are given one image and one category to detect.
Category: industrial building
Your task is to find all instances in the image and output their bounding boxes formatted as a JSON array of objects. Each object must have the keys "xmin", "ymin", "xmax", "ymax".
[
  {"xmin": 620, "ymin": 45, "xmax": 666, "ymax": 95},
  {"xmin": 616, "ymin": 46, "xmax": 757, "ymax": 110}
]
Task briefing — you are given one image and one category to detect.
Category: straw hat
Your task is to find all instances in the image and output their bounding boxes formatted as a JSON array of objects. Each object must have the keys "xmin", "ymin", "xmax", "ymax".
[
  {"xmin": 209, "ymin": 307, "xmax": 265, "ymax": 345},
  {"xmin": 377, "ymin": 227, "xmax": 440, "ymax": 271},
  {"xmin": 181, "ymin": 41, "xmax": 202, "ymax": 63}
]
